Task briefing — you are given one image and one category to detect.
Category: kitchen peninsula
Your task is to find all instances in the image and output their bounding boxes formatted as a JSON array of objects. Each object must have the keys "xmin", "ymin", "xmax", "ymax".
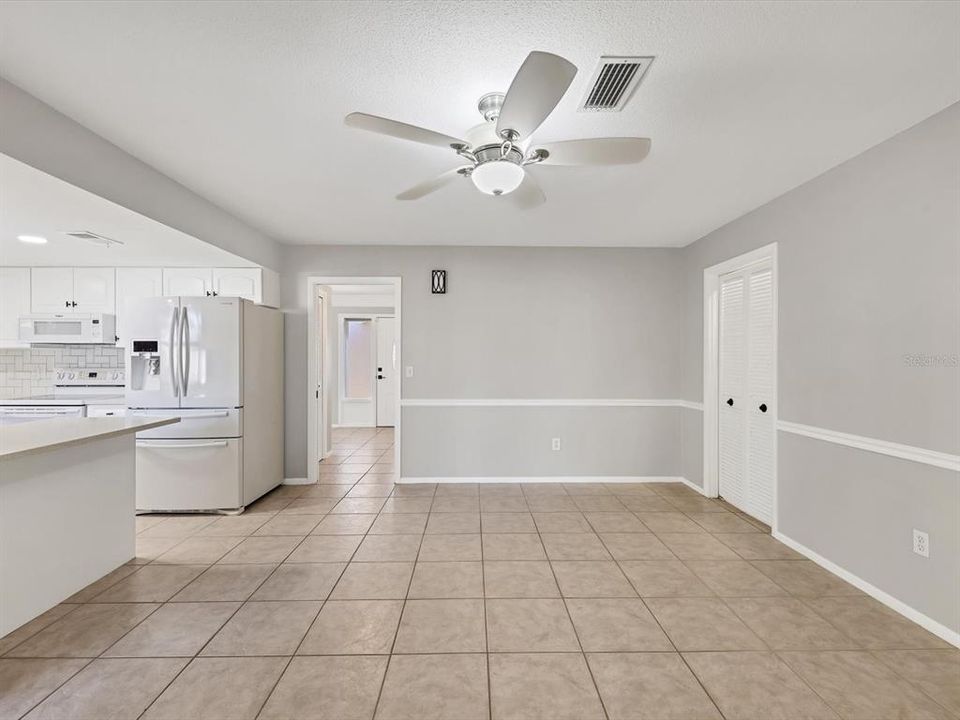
[{"xmin": 0, "ymin": 415, "xmax": 179, "ymax": 635}]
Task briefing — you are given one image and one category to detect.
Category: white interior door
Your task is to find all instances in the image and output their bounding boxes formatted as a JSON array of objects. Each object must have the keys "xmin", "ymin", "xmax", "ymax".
[
  {"xmin": 339, "ymin": 316, "xmax": 376, "ymax": 427},
  {"xmin": 315, "ymin": 291, "xmax": 329, "ymax": 459},
  {"xmin": 718, "ymin": 261, "xmax": 776, "ymax": 524},
  {"xmin": 376, "ymin": 316, "xmax": 397, "ymax": 427}
]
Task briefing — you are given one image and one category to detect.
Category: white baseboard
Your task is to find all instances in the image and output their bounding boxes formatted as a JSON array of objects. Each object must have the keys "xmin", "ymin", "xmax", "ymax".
[
  {"xmin": 282, "ymin": 477, "xmax": 312, "ymax": 485},
  {"xmin": 397, "ymin": 476, "xmax": 686, "ymax": 485},
  {"xmin": 772, "ymin": 530, "xmax": 959, "ymax": 648}
]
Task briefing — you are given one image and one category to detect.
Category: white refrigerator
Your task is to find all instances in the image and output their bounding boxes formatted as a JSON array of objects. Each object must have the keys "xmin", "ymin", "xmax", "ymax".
[{"xmin": 124, "ymin": 296, "xmax": 283, "ymax": 513}]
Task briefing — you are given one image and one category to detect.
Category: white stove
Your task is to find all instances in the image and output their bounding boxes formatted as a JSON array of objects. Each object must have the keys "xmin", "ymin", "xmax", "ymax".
[{"xmin": 0, "ymin": 368, "xmax": 125, "ymax": 424}]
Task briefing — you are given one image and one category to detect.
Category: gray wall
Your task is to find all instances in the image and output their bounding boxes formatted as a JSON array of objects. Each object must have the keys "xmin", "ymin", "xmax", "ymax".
[
  {"xmin": 680, "ymin": 103, "xmax": 960, "ymax": 632},
  {"xmin": 0, "ymin": 78, "xmax": 281, "ymax": 270},
  {"xmin": 280, "ymin": 246, "xmax": 686, "ymax": 478}
]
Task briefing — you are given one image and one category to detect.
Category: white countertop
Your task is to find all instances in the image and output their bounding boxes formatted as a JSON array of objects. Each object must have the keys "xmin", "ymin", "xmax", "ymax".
[
  {"xmin": 0, "ymin": 394, "xmax": 127, "ymax": 407},
  {"xmin": 0, "ymin": 416, "xmax": 180, "ymax": 461}
]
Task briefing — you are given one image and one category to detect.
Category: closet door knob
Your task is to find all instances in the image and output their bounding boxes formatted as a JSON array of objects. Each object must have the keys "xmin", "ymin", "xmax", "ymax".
[
  {"xmin": 726, "ymin": 398, "xmax": 734, "ymax": 406},
  {"xmin": 759, "ymin": 403, "xmax": 768, "ymax": 413}
]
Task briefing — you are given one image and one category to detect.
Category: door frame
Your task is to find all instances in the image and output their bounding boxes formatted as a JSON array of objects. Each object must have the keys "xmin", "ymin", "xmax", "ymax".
[
  {"xmin": 702, "ymin": 242, "xmax": 778, "ymax": 531},
  {"xmin": 305, "ymin": 276, "xmax": 401, "ymax": 485},
  {"xmin": 336, "ymin": 312, "xmax": 394, "ymax": 428},
  {"xmin": 308, "ymin": 286, "xmax": 330, "ymax": 474}
]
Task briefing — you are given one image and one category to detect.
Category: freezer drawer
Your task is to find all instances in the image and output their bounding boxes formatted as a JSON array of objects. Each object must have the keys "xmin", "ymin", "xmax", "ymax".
[
  {"xmin": 136, "ymin": 438, "xmax": 242, "ymax": 511},
  {"xmin": 128, "ymin": 407, "xmax": 242, "ymax": 439}
]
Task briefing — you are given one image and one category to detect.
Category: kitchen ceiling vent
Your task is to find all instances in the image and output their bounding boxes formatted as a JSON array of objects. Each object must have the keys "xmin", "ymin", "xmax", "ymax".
[
  {"xmin": 62, "ymin": 230, "xmax": 124, "ymax": 247},
  {"xmin": 579, "ymin": 56, "xmax": 653, "ymax": 112}
]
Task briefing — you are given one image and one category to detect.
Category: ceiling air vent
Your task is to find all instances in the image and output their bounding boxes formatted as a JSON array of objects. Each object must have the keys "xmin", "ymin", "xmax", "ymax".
[
  {"xmin": 62, "ymin": 230, "xmax": 124, "ymax": 248},
  {"xmin": 579, "ymin": 56, "xmax": 653, "ymax": 112}
]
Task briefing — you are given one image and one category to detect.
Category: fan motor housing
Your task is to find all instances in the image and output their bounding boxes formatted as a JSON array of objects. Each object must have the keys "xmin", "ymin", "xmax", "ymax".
[{"xmin": 473, "ymin": 144, "xmax": 524, "ymax": 166}]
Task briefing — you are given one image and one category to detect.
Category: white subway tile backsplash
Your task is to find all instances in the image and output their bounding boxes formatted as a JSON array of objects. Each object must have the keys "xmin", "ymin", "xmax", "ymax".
[{"xmin": 0, "ymin": 346, "xmax": 124, "ymax": 399}]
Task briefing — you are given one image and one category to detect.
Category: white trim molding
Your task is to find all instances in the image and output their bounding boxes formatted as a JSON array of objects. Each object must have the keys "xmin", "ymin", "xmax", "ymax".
[
  {"xmin": 778, "ymin": 420, "xmax": 960, "ymax": 472},
  {"xmin": 773, "ymin": 530, "xmax": 960, "ymax": 648},
  {"xmin": 676, "ymin": 400, "xmax": 704, "ymax": 411},
  {"xmin": 282, "ymin": 477, "xmax": 311, "ymax": 485},
  {"xmin": 398, "ymin": 475, "xmax": 687, "ymax": 484},
  {"xmin": 401, "ymin": 398, "xmax": 696, "ymax": 408}
]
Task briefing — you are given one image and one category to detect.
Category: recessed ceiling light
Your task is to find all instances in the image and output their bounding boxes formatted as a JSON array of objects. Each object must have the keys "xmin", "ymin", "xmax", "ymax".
[{"xmin": 17, "ymin": 235, "xmax": 47, "ymax": 244}]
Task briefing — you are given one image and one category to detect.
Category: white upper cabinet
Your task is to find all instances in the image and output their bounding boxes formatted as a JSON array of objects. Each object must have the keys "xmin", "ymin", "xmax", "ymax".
[
  {"xmin": 0, "ymin": 267, "xmax": 31, "ymax": 346},
  {"xmin": 31, "ymin": 267, "xmax": 76, "ymax": 313},
  {"xmin": 31, "ymin": 267, "xmax": 115, "ymax": 314},
  {"xmin": 163, "ymin": 268, "xmax": 213, "ymax": 297},
  {"xmin": 213, "ymin": 268, "xmax": 262, "ymax": 302},
  {"xmin": 115, "ymin": 268, "xmax": 164, "ymax": 346},
  {"xmin": 73, "ymin": 267, "xmax": 116, "ymax": 313}
]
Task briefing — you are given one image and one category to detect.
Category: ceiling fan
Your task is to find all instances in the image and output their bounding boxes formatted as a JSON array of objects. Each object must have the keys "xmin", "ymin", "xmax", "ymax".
[{"xmin": 344, "ymin": 51, "xmax": 651, "ymax": 209}]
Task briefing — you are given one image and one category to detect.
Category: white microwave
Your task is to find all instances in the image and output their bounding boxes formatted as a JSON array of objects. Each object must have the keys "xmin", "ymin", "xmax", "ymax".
[{"xmin": 19, "ymin": 313, "xmax": 116, "ymax": 344}]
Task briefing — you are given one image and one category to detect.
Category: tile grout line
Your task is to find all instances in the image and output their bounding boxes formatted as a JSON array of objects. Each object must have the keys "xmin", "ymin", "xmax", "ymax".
[
  {"xmin": 594, "ymin": 487, "xmax": 730, "ymax": 720},
  {"xmin": 527, "ymin": 487, "xmax": 611, "ymax": 720},
  {"xmin": 368, "ymin": 460, "xmax": 432, "ymax": 720},
  {"xmin": 255, "ymin": 435, "xmax": 393, "ymax": 719},
  {"xmin": 479, "ymin": 496, "xmax": 493, "ymax": 720},
  {"xmin": 137, "ymin": 488, "xmax": 332, "ymax": 720},
  {"xmin": 7, "ymin": 471, "xmax": 949, "ymax": 719}
]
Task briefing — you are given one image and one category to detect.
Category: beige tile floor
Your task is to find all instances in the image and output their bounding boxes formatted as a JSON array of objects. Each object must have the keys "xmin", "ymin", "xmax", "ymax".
[{"xmin": 2, "ymin": 426, "xmax": 958, "ymax": 719}]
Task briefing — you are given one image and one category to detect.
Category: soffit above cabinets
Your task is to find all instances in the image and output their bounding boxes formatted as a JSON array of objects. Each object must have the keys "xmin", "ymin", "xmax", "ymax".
[{"xmin": 0, "ymin": 154, "xmax": 246, "ymax": 267}]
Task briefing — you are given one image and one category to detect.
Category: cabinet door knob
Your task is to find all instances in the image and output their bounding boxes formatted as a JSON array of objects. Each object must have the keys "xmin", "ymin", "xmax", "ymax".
[
  {"xmin": 759, "ymin": 403, "xmax": 768, "ymax": 413},
  {"xmin": 65, "ymin": 300, "xmax": 70, "ymax": 308},
  {"xmin": 726, "ymin": 398, "xmax": 734, "ymax": 406}
]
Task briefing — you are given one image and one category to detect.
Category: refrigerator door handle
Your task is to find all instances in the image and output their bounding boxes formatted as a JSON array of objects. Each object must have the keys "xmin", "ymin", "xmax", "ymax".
[
  {"xmin": 169, "ymin": 307, "xmax": 180, "ymax": 397},
  {"xmin": 180, "ymin": 307, "xmax": 190, "ymax": 396}
]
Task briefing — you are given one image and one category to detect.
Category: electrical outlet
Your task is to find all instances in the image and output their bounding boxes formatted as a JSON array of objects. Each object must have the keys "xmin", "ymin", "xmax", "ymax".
[
  {"xmin": 405, "ymin": 366, "xmax": 414, "ymax": 378},
  {"xmin": 912, "ymin": 529, "xmax": 929, "ymax": 558},
  {"xmin": 551, "ymin": 438, "xmax": 561, "ymax": 451}
]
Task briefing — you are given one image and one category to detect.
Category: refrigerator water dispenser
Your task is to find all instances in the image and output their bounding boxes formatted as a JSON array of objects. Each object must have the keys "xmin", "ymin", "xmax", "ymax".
[{"xmin": 130, "ymin": 340, "xmax": 161, "ymax": 391}]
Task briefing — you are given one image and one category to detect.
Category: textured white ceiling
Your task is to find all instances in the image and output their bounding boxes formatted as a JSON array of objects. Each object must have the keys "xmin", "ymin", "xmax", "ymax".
[
  {"xmin": 0, "ymin": 1, "xmax": 956, "ymax": 248},
  {"xmin": 0, "ymin": 154, "xmax": 245, "ymax": 267}
]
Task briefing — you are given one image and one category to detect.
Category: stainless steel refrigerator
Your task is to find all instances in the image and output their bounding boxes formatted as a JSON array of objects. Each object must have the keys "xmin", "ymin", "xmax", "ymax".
[{"xmin": 124, "ymin": 296, "xmax": 283, "ymax": 513}]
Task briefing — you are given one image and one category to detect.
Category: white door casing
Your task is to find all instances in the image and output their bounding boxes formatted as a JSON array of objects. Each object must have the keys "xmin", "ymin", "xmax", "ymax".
[
  {"xmin": 376, "ymin": 316, "xmax": 397, "ymax": 427},
  {"xmin": 717, "ymin": 260, "xmax": 776, "ymax": 524},
  {"xmin": 305, "ymin": 276, "xmax": 401, "ymax": 485}
]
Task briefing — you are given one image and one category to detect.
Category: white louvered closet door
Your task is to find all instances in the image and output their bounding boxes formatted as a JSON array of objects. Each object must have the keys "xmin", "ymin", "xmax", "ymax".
[{"xmin": 718, "ymin": 262, "xmax": 775, "ymax": 524}]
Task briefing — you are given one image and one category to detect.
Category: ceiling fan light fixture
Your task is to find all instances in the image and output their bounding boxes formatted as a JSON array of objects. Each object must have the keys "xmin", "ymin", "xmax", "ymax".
[{"xmin": 471, "ymin": 159, "xmax": 525, "ymax": 196}]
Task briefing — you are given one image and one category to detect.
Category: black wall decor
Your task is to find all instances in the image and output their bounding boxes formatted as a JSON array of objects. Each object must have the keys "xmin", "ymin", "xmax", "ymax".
[{"xmin": 431, "ymin": 270, "xmax": 446, "ymax": 294}]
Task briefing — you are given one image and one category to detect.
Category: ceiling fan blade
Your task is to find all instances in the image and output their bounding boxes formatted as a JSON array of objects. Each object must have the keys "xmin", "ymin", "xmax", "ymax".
[
  {"xmin": 535, "ymin": 137, "xmax": 652, "ymax": 166},
  {"xmin": 496, "ymin": 51, "xmax": 577, "ymax": 141},
  {"xmin": 396, "ymin": 167, "xmax": 469, "ymax": 201},
  {"xmin": 345, "ymin": 112, "xmax": 466, "ymax": 149},
  {"xmin": 505, "ymin": 171, "xmax": 546, "ymax": 210}
]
